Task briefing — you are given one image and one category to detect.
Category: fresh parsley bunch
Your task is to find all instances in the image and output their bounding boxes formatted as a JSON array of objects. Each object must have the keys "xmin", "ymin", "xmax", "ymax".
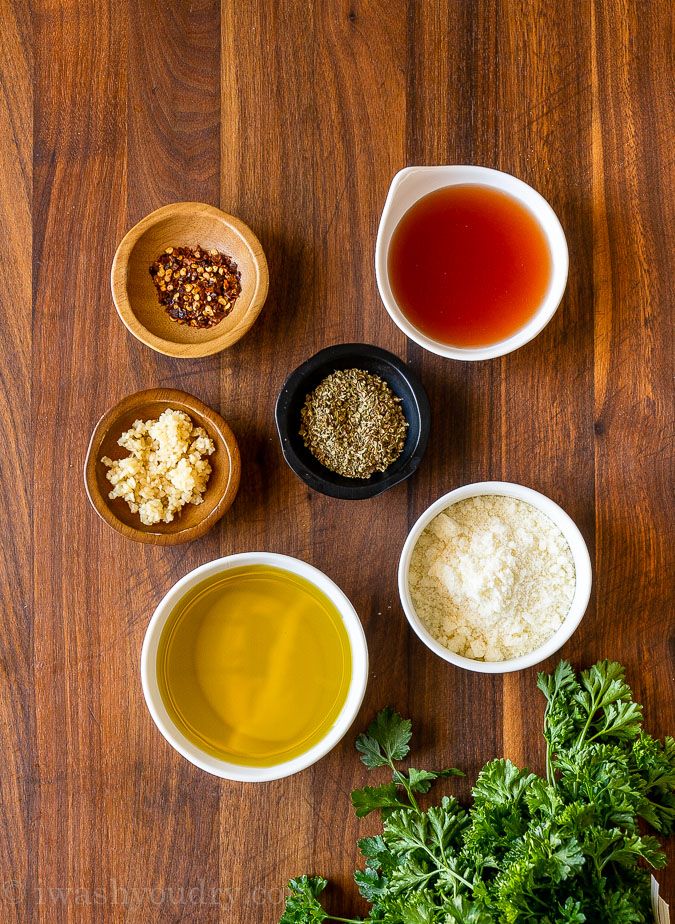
[{"xmin": 279, "ymin": 660, "xmax": 675, "ymax": 924}]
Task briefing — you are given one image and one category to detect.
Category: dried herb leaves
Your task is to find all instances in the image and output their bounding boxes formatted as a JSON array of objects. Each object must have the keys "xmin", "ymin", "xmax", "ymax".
[{"xmin": 299, "ymin": 368, "xmax": 408, "ymax": 479}]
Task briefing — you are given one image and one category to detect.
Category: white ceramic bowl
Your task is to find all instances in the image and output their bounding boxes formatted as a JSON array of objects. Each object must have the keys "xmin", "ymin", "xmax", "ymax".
[
  {"xmin": 141, "ymin": 552, "xmax": 368, "ymax": 781},
  {"xmin": 375, "ymin": 165, "xmax": 569, "ymax": 360},
  {"xmin": 398, "ymin": 482, "xmax": 592, "ymax": 673}
]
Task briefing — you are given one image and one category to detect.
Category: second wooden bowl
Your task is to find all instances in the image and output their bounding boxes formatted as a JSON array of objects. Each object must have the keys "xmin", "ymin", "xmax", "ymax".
[
  {"xmin": 111, "ymin": 202, "xmax": 269, "ymax": 357},
  {"xmin": 84, "ymin": 388, "xmax": 241, "ymax": 545}
]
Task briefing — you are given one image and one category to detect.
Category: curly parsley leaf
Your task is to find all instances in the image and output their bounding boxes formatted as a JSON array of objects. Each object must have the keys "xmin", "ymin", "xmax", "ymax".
[
  {"xmin": 444, "ymin": 896, "xmax": 495, "ymax": 923},
  {"xmin": 555, "ymin": 898, "xmax": 587, "ymax": 924},
  {"xmin": 401, "ymin": 767, "xmax": 464, "ymax": 794},
  {"xmin": 353, "ymin": 868, "xmax": 387, "ymax": 903},
  {"xmin": 356, "ymin": 708, "xmax": 412, "ymax": 769},
  {"xmin": 472, "ymin": 759, "xmax": 536, "ymax": 807},
  {"xmin": 575, "ymin": 661, "xmax": 643, "ymax": 747},
  {"xmin": 586, "ymin": 829, "xmax": 667, "ymax": 872},
  {"xmin": 555, "ymin": 744, "xmax": 642, "ymax": 829},
  {"xmin": 351, "ymin": 783, "xmax": 409, "ymax": 819},
  {"xmin": 281, "ymin": 662, "xmax": 672, "ymax": 924},
  {"xmin": 280, "ymin": 876, "xmax": 366, "ymax": 924},
  {"xmin": 278, "ymin": 876, "xmax": 329, "ymax": 923},
  {"xmin": 630, "ymin": 733, "xmax": 675, "ymax": 834},
  {"xmin": 539, "ymin": 660, "xmax": 644, "ymax": 786},
  {"xmin": 427, "ymin": 796, "xmax": 470, "ymax": 852},
  {"xmin": 600, "ymin": 887, "xmax": 654, "ymax": 924},
  {"xmin": 358, "ymin": 834, "xmax": 390, "ymax": 864},
  {"xmin": 538, "ymin": 659, "xmax": 579, "ymax": 703},
  {"xmin": 398, "ymin": 893, "xmax": 438, "ymax": 924},
  {"xmin": 404, "ymin": 768, "xmax": 438, "ymax": 794},
  {"xmin": 384, "ymin": 800, "xmax": 473, "ymax": 892}
]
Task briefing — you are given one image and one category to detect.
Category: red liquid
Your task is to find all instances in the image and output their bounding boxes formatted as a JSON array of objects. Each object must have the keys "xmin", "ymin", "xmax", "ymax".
[{"xmin": 387, "ymin": 184, "xmax": 552, "ymax": 348}]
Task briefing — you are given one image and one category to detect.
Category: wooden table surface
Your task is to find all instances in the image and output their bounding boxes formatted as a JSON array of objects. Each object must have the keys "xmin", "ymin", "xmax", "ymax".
[{"xmin": 2, "ymin": 1, "xmax": 673, "ymax": 921}]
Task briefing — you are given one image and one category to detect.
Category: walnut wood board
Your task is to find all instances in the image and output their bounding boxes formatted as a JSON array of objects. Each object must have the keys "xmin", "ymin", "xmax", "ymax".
[{"xmin": 0, "ymin": 0, "xmax": 673, "ymax": 920}]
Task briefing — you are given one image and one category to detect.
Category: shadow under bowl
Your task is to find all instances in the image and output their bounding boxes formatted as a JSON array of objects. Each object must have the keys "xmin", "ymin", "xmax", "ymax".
[{"xmin": 275, "ymin": 343, "xmax": 430, "ymax": 500}]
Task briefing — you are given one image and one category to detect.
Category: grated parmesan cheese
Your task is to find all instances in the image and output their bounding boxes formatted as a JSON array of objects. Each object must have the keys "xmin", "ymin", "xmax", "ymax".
[{"xmin": 408, "ymin": 495, "xmax": 575, "ymax": 661}]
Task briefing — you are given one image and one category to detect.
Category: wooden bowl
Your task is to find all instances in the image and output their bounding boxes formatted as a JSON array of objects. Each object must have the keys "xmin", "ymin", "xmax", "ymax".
[
  {"xmin": 111, "ymin": 202, "xmax": 269, "ymax": 357},
  {"xmin": 84, "ymin": 389, "xmax": 241, "ymax": 545}
]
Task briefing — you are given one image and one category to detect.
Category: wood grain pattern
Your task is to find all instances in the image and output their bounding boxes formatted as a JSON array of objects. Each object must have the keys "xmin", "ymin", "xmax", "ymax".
[
  {"xmin": 0, "ymin": 1, "xmax": 33, "ymax": 920},
  {"xmin": 0, "ymin": 0, "xmax": 673, "ymax": 920},
  {"xmin": 591, "ymin": 0, "xmax": 675, "ymax": 846},
  {"xmin": 31, "ymin": 4, "xmax": 129, "ymax": 923}
]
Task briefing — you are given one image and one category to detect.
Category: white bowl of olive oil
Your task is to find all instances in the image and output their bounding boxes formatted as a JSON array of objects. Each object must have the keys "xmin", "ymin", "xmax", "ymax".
[{"xmin": 141, "ymin": 552, "xmax": 368, "ymax": 781}]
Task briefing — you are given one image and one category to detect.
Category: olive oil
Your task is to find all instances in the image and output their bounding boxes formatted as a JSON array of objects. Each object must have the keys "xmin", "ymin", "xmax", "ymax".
[{"xmin": 156, "ymin": 565, "xmax": 352, "ymax": 766}]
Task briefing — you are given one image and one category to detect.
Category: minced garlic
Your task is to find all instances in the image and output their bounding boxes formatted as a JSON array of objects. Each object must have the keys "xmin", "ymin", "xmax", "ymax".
[
  {"xmin": 102, "ymin": 409, "xmax": 215, "ymax": 526},
  {"xmin": 409, "ymin": 495, "xmax": 575, "ymax": 661}
]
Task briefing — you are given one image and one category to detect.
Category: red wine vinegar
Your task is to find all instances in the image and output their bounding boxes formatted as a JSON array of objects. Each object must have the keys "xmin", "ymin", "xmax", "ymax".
[{"xmin": 387, "ymin": 184, "xmax": 552, "ymax": 348}]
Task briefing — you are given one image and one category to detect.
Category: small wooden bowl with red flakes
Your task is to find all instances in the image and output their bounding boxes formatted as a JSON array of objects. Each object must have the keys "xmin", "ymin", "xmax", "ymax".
[{"xmin": 111, "ymin": 202, "xmax": 269, "ymax": 358}]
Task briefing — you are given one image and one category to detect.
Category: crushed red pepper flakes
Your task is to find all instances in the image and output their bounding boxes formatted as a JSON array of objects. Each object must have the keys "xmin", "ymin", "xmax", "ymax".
[{"xmin": 149, "ymin": 245, "xmax": 242, "ymax": 329}]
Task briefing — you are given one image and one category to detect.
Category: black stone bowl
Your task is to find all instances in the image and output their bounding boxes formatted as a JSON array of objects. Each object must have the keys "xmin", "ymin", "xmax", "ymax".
[{"xmin": 275, "ymin": 343, "xmax": 430, "ymax": 500}]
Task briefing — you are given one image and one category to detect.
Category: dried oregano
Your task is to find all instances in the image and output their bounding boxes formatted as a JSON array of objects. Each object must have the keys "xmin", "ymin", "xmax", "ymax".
[{"xmin": 299, "ymin": 368, "xmax": 408, "ymax": 479}]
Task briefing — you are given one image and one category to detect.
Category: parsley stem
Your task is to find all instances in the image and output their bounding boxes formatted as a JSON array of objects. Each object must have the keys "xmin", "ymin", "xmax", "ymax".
[
  {"xmin": 524, "ymin": 889, "xmax": 553, "ymax": 912},
  {"xmin": 545, "ymin": 738, "xmax": 554, "ymax": 786},
  {"xmin": 392, "ymin": 766, "xmax": 420, "ymax": 812},
  {"xmin": 543, "ymin": 703, "xmax": 555, "ymax": 786},
  {"xmin": 323, "ymin": 917, "xmax": 365, "ymax": 923},
  {"xmin": 577, "ymin": 681, "xmax": 617, "ymax": 750},
  {"xmin": 416, "ymin": 842, "xmax": 473, "ymax": 891}
]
